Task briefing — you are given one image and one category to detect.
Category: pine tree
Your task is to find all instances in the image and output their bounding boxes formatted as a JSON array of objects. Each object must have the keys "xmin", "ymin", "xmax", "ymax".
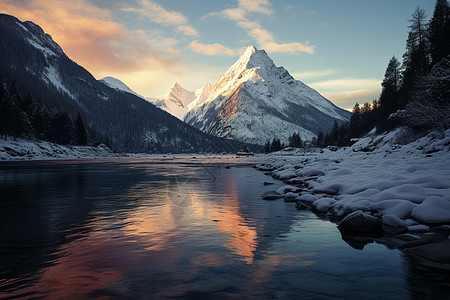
[
  {"xmin": 264, "ymin": 140, "xmax": 271, "ymax": 153},
  {"xmin": 378, "ymin": 56, "xmax": 401, "ymax": 131},
  {"xmin": 398, "ymin": 55, "xmax": 450, "ymax": 130},
  {"xmin": 270, "ymin": 138, "xmax": 281, "ymax": 152},
  {"xmin": 328, "ymin": 121, "xmax": 339, "ymax": 145},
  {"xmin": 76, "ymin": 112, "xmax": 88, "ymax": 145},
  {"xmin": 429, "ymin": 0, "xmax": 450, "ymax": 66},
  {"xmin": 288, "ymin": 132, "xmax": 302, "ymax": 148},
  {"xmin": 297, "ymin": 133, "xmax": 303, "ymax": 148},
  {"xmin": 349, "ymin": 103, "xmax": 361, "ymax": 138},
  {"xmin": 402, "ymin": 7, "xmax": 430, "ymax": 88},
  {"xmin": 52, "ymin": 110, "xmax": 74, "ymax": 145},
  {"xmin": 317, "ymin": 131, "xmax": 324, "ymax": 148}
]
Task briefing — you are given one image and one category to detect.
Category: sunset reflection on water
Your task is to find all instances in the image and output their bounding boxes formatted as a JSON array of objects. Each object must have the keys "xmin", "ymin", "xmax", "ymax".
[{"xmin": 0, "ymin": 157, "xmax": 416, "ymax": 299}]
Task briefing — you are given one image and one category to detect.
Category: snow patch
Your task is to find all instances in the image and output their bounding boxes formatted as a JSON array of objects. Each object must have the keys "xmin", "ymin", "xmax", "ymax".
[
  {"xmin": 43, "ymin": 65, "xmax": 76, "ymax": 99},
  {"xmin": 27, "ymin": 38, "xmax": 56, "ymax": 58},
  {"xmin": 0, "ymin": 137, "xmax": 118, "ymax": 161},
  {"xmin": 16, "ymin": 22, "xmax": 28, "ymax": 32}
]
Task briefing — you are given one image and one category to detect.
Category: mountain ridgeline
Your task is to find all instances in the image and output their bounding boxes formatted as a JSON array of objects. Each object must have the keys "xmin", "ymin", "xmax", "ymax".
[
  {"xmin": 184, "ymin": 46, "xmax": 351, "ymax": 145},
  {"xmin": 0, "ymin": 14, "xmax": 258, "ymax": 153}
]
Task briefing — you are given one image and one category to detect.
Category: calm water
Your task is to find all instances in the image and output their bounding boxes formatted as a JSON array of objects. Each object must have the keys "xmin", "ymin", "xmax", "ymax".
[{"xmin": 0, "ymin": 156, "xmax": 448, "ymax": 299}]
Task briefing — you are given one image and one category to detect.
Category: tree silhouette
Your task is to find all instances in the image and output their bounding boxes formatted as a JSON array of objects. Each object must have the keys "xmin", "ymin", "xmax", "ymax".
[{"xmin": 76, "ymin": 113, "xmax": 88, "ymax": 145}]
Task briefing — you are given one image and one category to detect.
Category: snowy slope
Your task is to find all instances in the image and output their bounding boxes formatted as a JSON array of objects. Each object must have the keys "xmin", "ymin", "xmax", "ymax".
[
  {"xmin": 149, "ymin": 83, "xmax": 197, "ymax": 120},
  {"xmin": 100, "ymin": 76, "xmax": 143, "ymax": 98},
  {"xmin": 0, "ymin": 137, "xmax": 119, "ymax": 161},
  {"xmin": 257, "ymin": 127, "xmax": 450, "ymax": 230},
  {"xmin": 185, "ymin": 45, "xmax": 351, "ymax": 145},
  {"xmin": 16, "ymin": 18, "xmax": 76, "ymax": 99},
  {"xmin": 188, "ymin": 83, "xmax": 214, "ymax": 111}
]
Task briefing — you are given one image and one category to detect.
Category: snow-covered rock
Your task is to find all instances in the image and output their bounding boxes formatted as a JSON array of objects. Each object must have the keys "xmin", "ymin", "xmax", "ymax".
[
  {"xmin": 256, "ymin": 128, "xmax": 450, "ymax": 234},
  {"xmin": 382, "ymin": 214, "xmax": 407, "ymax": 234},
  {"xmin": 312, "ymin": 197, "xmax": 337, "ymax": 213},
  {"xmin": 261, "ymin": 190, "xmax": 284, "ymax": 200},
  {"xmin": 411, "ymin": 196, "xmax": 450, "ymax": 224},
  {"xmin": 185, "ymin": 45, "xmax": 350, "ymax": 145},
  {"xmin": 338, "ymin": 211, "xmax": 382, "ymax": 233}
]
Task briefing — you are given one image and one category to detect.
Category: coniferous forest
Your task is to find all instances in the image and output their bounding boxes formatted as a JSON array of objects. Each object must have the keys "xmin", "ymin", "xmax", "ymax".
[
  {"xmin": 264, "ymin": 1, "xmax": 449, "ymax": 151},
  {"xmin": 349, "ymin": 1, "xmax": 449, "ymax": 140}
]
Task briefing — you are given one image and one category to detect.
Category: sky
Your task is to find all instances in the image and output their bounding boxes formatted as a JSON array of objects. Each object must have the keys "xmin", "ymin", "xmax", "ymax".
[{"xmin": 3, "ymin": 0, "xmax": 436, "ymax": 110}]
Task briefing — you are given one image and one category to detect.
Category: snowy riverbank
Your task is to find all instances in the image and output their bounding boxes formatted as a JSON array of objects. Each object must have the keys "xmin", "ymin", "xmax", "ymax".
[
  {"xmin": 0, "ymin": 137, "xmax": 122, "ymax": 161},
  {"xmin": 256, "ymin": 128, "xmax": 450, "ymax": 269}
]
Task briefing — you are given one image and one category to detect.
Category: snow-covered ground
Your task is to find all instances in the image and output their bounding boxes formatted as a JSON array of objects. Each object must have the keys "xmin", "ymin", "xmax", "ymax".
[
  {"xmin": 0, "ymin": 137, "xmax": 121, "ymax": 161},
  {"xmin": 256, "ymin": 128, "xmax": 450, "ymax": 268}
]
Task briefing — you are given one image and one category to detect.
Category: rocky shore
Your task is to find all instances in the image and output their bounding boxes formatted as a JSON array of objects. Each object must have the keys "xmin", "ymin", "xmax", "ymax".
[{"xmin": 256, "ymin": 128, "xmax": 450, "ymax": 270}]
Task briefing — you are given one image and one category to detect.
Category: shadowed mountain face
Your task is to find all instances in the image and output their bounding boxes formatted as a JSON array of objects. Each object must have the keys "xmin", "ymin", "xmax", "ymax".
[
  {"xmin": 0, "ymin": 14, "xmax": 257, "ymax": 153},
  {"xmin": 185, "ymin": 46, "xmax": 351, "ymax": 145}
]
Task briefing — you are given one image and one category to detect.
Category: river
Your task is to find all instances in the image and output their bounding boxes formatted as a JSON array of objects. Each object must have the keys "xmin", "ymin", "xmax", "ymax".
[{"xmin": 0, "ymin": 156, "xmax": 447, "ymax": 299}]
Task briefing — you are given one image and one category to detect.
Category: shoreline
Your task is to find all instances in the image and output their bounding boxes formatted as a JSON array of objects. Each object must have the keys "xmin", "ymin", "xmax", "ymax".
[
  {"xmin": 0, "ymin": 137, "xmax": 123, "ymax": 161},
  {"xmin": 2, "ymin": 130, "xmax": 449, "ymax": 270},
  {"xmin": 254, "ymin": 128, "xmax": 450, "ymax": 270}
]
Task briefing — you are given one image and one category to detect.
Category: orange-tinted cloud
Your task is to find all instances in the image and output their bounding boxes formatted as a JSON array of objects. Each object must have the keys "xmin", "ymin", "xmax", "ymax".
[
  {"xmin": 238, "ymin": 0, "xmax": 273, "ymax": 15},
  {"xmin": 323, "ymin": 89, "xmax": 381, "ymax": 111},
  {"xmin": 309, "ymin": 78, "xmax": 381, "ymax": 91},
  {"xmin": 2, "ymin": 0, "xmax": 182, "ymax": 75},
  {"xmin": 188, "ymin": 40, "xmax": 238, "ymax": 56},
  {"xmin": 206, "ymin": 0, "xmax": 315, "ymax": 54},
  {"xmin": 123, "ymin": 0, "xmax": 199, "ymax": 37}
]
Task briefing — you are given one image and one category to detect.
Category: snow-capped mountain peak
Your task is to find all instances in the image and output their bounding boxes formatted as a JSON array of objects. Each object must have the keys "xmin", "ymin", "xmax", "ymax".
[
  {"xmin": 159, "ymin": 82, "xmax": 190, "ymax": 106},
  {"xmin": 184, "ymin": 45, "xmax": 351, "ymax": 145},
  {"xmin": 150, "ymin": 82, "xmax": 196, "ymax": 120},
  {"xmin": 100, "ymin": 76, "xmax": 143, "ymax": 98}
]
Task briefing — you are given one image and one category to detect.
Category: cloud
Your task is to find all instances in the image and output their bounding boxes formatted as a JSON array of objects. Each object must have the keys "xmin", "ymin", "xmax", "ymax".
[
  {"xmin": 176, "ymin": 25, "xmax": 199, "ymax": 37},
  {"xmin": 219, "ymin": 8, "xmax": 247, "ymax": 21},
  {"xmin": 309, "ymin": 78, "xmax": 381, "ymax": 91},
  {"xmin": 238, "ymin": 0, "xmax": 273, "ymax": 15},
  {"xmin": 246, "ymin": 27, "xmax": 273, "ymax": 43},
  {"xmin": 188, "ymin": 40, "xmax": 238, "ymax": 56},
  {"xmin": 206, "ymin": 0, "xmax": 272, "ymax": 21},
  {"xmin": 323, "ymin": 89, "xmax": 381, "ymax": 111},
  {"xmin": 242, "ymin": 22, "xmax": 315, "ymax": 54},
  {"xmin": 2, "ymin": 0, "xmax": 182, "ymax": 75},
  {"xmin": 124, "ymin": 0, "xmax": 186, "ymax": 25},
  {"xmin": 304, "ymin": 77, "xmax": 382, "ymax": 110},
  {"xmin": 205, "ymin": 0, "xmax": 314, "ymax": 54},
  {"xmin": 261, "ymin": 41, "xmax": 314, "ymax": 54},
  {"xmin": 123, "ymin": 0, "xmax": 198, "ymax": 37},
  {"xmin": 292, "ymin": 70, "xmax": 336, "ymax": 79}
]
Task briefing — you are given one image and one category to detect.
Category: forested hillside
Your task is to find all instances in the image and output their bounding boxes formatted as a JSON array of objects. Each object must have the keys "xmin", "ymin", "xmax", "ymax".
[{"xmin": 0, "ymin": 14, "xmax": 259, "ymax": 153}]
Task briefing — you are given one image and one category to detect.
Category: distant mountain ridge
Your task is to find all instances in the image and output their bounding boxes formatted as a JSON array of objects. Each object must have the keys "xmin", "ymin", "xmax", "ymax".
[
  {"xmin": 147, "ymin": 82, "xmax": 215, "ymax": 120},
  {"xmin": 184, "ymin": 45, "xmax": 351, "ymax": 145},
  {"xmin": 99, "ymin": 76, "xmax": 144, "ymax": 99},
  {"xmin": 148, "ymin": 82, "xmax": 196, "ymax": 120},
  {"xmin": 0, "ymin": 13, "xmax": 258, "ymax": 153}
]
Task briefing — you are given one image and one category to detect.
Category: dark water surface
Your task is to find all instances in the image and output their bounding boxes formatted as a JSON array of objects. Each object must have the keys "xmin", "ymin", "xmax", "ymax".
[{"xmin": 0, "ymin": 157, "xmax": 447, "ymax": 299}]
